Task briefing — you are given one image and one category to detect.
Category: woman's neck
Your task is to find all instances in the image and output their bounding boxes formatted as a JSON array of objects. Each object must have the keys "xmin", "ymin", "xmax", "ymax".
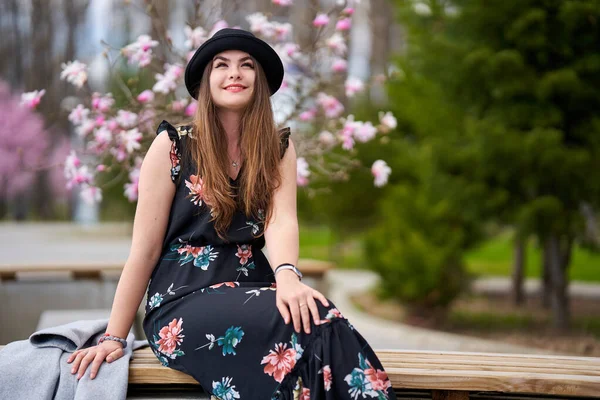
[{"xmin": 217, "ymin": 108, "xmax": 242, "ymax": 147}]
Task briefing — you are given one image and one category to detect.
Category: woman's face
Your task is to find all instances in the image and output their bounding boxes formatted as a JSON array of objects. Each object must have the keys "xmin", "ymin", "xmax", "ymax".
[{"xmin": 209, "ymin": 50, "xmax": 256, "ymax": 111}]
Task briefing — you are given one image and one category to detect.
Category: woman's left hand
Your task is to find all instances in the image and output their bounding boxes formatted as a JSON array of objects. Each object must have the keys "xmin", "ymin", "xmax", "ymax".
[{"xmin": 275, "ymin": 270, "xmax": 329, "ymax": 335}]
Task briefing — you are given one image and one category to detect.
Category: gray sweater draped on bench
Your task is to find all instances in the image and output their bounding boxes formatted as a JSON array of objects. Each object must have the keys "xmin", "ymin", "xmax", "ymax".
[{"xmin": 0, "ymin": 319, "xmax": 148, "ymax": 400}]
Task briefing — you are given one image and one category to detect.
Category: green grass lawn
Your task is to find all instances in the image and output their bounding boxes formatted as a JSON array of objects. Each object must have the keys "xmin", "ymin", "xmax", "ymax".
[
  {"xmin": 465, "ymin": 231, "xmax": 600, "ymax": 282},
  {"xmin": 299, "ymin": 224, "xmax": 600, "ymax": 282}
]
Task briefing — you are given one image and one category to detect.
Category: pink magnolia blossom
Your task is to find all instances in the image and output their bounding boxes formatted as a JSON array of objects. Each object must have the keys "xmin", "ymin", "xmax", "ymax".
[
  {"xmin": 116, "ymin": 110, "xmax": 138, "ymax": 129},
  {"xmin": 20, "ymin": 89, "xmax": 45, "ymax": 110},
  {"xmin": 91, "ymin": 92, "xmax": 115, "ymax": 113},
  {"xmin": 96, "ymin": 164, "xmax": 106, "ymax": 172},
  {"xmin": 246, "ymin": 13, "xmax": 274, "ymax": 38},
  {"xmin": 296, "ymin": 157, "xmax": 310, "ymax": 186},
  {"xmin": 272, "ymin": 22, "xmax": 293, "ymax": 41},
  {"xmin": 316, "ymin": 92, "xmax": 344, "ymax": 118},
  {"xmin": 209, "ymin": 20, "xmax": 229, "ymax": 37},
  {"xmin": 273, "ymin": 0, "xmax": 293, "ymax": 5},
  {"xmin": 335, "ymin": 17, "xmax": 352, "ymax": 31},
  {"xmin": 371, "ymin": 160, "xmax": 391, "ymax": 187},
  {"xmin": 171, "ymin": 99, "xmax": 189, "ymax": 112},
  {"xmin": 124, "ymin": 158, "xmax": 142, "ymax": 201},
  {"xmin": 299, "ymin": 108, "xmax": 317, "ymax": 122},
  {"xmin": 318, "ymin": 131, "xmax": 336, "ymax": 147},
  {"xmin": 121, "ymin": 128, "xmax": 142, "ymax": 154},
  {"xmin": 68, "ymin": 104, "xmax": 90, "ymax": 125},
  {"xmin": 281, "ymin": 43, "xmax": 300, "ymax": 58},
  {"xmin": 342, "ymin": 7, "xmax": 355, "ymax": 15},
  {"xmin": 185, "ymin": 101, "xmax": 197, "ymax": 117},
  {"xmin": 122, "ymin": 34, "xmax": 159, "ymax": 67},
  {"xmin": 60, "ymin": 60, "xmax": 88, "ymax": 88},
  {"xmin": 313, "ymin": 14, "xmax": 330, "ymax": 27},
  {"xmin": 137, "ymin": 90, "xmax": 155, "ymax": 103},
  {"xmin": 184, "ymin": 25, "xmax": 208, "ymax": 49},
  {"xmin": 345, "ymin": 77, "xmax": 365, "ymax": 97},
  {"xmin": 331, "ymin": 58, "xmax": 347, "ymax": 73},
  {"xmin": 153, "ymin": 63, "xmax": 184, "ymax": 94},
  {"xmin": 354, "ymin": 121, "xmax": 377, "ymax": 143},
  {"xmin": 326, "ymin": 33, "xmax": 347, "ymax": 56}
]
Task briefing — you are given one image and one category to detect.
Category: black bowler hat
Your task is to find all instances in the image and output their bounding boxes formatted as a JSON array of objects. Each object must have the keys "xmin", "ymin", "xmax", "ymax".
[{"xmin": 184, "ymin": 28, "xmax": 285, "ymax": 99}]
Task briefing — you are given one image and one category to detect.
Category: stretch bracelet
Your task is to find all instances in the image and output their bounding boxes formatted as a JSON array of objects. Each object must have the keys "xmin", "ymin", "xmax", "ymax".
[{"xmin": 98, "ymin": 333, "xmax": 127, "ymax": 349}]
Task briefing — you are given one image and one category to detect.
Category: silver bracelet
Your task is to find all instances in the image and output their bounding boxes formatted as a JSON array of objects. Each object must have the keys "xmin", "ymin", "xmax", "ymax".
[{"xmin": 274, "ymin": 264, "xmax": 303, "ymax": 280}]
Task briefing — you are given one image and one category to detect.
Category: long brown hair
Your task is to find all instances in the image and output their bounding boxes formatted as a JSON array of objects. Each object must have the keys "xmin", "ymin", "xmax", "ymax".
[{"xmin": 181, "ymin": 56, "xmax": 283, "ymax": 241}]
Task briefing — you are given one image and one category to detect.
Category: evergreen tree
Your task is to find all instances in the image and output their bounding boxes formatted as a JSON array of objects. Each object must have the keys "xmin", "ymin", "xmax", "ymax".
[{"xmin": 388, "ymin": 0, "xmax": 600, "ymax": 329}]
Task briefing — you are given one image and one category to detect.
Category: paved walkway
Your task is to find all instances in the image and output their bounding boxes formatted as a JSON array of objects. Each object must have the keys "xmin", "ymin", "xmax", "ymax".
[{"xmin": 3, "ymin": 222, "xmax": 598, "ymax": 354}]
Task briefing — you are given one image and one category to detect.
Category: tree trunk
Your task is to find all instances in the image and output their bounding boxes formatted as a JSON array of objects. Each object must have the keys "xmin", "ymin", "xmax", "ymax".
[
  {"xmin": 541, "ymin": 244, "xmax": 551, "ymax": 308},
  {"xmin": 511, "ymin": 236, "xmax": 526, "ymax": 305},
  {"xmin": 545, "ymin": 235, "xmax": 570, "ymax": 331}
]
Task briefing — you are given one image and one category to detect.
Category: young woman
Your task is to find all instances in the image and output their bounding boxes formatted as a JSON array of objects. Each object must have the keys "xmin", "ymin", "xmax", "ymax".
[{"xmin": 67, "ymin": 28, "xmax": 396, "ymax": 400}]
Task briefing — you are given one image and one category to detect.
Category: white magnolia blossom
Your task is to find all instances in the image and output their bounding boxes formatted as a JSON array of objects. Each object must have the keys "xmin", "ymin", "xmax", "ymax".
[
  {"xmin": 296, "ymin": 157, "xmax": 311, "ymax": 186},
  {"xmin": 345, "ymin": 77, "xmax": 365, "ymax": 97},
  {"xmin": 76, "ymin": 118, "xmax": 96, "ymax": 137},
  {"xmin": 80, "ymin": 185, "xmax": 103, "ymax": 204},
  {"xmin": 326, "ymin": 33, "xmax": 347, "ymax": 56},
  {"xmin": 379, "ymin": 111, "xmax": 397, "ymax": 131},
  {"xmin": 371, "ymin": 160, "xmax": 392, "ymax": 187},
  {"xmin": 184, "ymin": 25, "xmax": 208, "ymax": 49},
  {"xmin": 121, "ymin": 128, "xmax": 142, "ymax": 154},
  {"xmin": 318, "ymin": 130, "xmax": 336, "ymax": 147},
  {"xmin": 60, "ymin": 60, "xmax": 88, "ymax": 88}
]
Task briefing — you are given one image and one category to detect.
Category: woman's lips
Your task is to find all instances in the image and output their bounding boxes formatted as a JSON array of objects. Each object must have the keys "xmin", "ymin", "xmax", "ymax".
[{"xmin": 224, "ymin": 86, "xmax": 246, "ymax": 93}]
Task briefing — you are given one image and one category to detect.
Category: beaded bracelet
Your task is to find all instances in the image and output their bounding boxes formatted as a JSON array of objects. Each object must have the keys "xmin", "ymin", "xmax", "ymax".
[{"xmin": 97, "ymin": 333, "xmax": 127, "ymax": 349}]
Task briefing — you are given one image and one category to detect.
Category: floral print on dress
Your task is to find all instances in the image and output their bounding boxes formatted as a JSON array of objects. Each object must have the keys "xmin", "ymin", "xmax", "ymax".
[
  {"xmin": 261, "ymin": 332, "xmax": 304, "ymax": 383},
  {"xmin": 169, "ymin": 240, "xmax": 219, "ymax": 270},
  {"xmin": 196, "ymin": 326, "xmax": 245, "ymax": 356},
  {"xmin": 151, "ymin": 317, "xmax": 185, "ymax": 366},
  {"xmin": 169, "ymin": 141, "xmax": 181, "ymax": 183},
  {"xmin": 185, "ymin": 174, "xmax": 206, "ymax": 206},
  {"xmin": 235, "ymin": 244, "xmax": 256, "ymax": 279},
  {"xmin": 344, "ymin": 353, "xmax": 391, "ymax": 399},
  {"xmin": 320, "ymin": 365, "xmax": 333, "ymax": 391},
  {"xmin": 148, "ymin": 283, "xmax": 189, "ymax": 311},
  {"xmin": 200, "ymin": 281, "xmax": 240, "ymax": 293},
  {"xmin": 212, "ymin": 376, "xmax": 241, "ymax": 400},
  {"xmin": 243, "ymin": 283, "xmax": 277, "ymax": 304}
]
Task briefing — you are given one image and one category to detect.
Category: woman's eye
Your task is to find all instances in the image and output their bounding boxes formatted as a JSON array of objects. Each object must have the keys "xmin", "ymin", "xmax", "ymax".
[
  {"xmin": 216, "ymin": 63, "xmax": 226, "ymax": 68},
  {"xmin": 242, "ymin": 62, "xmax": 254, "ymax": 68}
]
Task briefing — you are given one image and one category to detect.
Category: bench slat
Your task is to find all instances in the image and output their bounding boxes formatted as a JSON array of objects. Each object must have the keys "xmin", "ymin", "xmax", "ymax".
[{"xmin": 129, "ymin": 348, "xmax": 600, "ymax": 397}]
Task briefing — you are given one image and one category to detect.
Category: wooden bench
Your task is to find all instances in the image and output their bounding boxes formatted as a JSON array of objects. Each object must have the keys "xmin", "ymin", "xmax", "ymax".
[
  {"xmin": 0, "ymin": 258, "xmax": 333, "ymax": 282},
  {"xmin": 127, "ymin": 347, "xmax": 600, "ymax": 398},
  {"xmin": 0, "ymin": 345, "xmax": 598, "ymax": 398}
]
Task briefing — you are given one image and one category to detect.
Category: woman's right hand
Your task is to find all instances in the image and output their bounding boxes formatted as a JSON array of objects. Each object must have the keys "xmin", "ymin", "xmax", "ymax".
[{"xmin": 67, "ymin": 340, "xmax": 125, "ymax": 380}]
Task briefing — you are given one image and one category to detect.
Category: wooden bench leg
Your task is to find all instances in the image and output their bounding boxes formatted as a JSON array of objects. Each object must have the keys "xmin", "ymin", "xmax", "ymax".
[{"xmin": 432, "ymin": 390, "xmax": 469, "ymax": 400}]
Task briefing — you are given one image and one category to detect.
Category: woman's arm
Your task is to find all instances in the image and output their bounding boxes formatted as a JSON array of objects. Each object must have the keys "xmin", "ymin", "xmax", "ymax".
[
  {"xmin": 106, "ymin": 130, "xmax": 177, "ymax": 339},
  {"xmin": 264, "ymin": 138, "xmax": 329, "ymax": 335}
]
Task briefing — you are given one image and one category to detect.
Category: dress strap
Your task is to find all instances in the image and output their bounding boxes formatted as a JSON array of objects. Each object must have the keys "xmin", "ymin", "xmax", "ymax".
[
  {"xmin": 156, "ymin": 120, "xmax": 194, "ymax": 184},
  {"xmin": 279, "ymin": 127, "xmax": 291, "ymax": 159}
]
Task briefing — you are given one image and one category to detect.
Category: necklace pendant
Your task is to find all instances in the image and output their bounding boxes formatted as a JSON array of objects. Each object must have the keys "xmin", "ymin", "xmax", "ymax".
[{"xmin": 232, "ymin": 161, "xmax": 238, "ymax": 168}]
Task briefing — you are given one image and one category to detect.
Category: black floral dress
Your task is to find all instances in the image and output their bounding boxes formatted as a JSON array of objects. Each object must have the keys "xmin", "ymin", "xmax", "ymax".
[{"xmin": 142, "ymin": 120, "xmax": 397, "ymax": 400}]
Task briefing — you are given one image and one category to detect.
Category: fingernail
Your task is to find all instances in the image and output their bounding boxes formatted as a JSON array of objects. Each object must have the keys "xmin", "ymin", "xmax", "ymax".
[
  {"xmin": 107, "ymin": 357, "xmax": 112, "ymax": 362},
  {"xmin": 71, "ymin": 368, "xmax": 75, "ymax": 374},
  {"xmin": 90, "ymin": 374, "xmax": 95, "ymax": 379}
]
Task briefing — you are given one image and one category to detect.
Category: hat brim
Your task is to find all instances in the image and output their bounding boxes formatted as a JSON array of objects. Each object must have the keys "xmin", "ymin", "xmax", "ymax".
[{"xmin": 185, "ymin": 32, "xmax": 284, "ymax": 99}]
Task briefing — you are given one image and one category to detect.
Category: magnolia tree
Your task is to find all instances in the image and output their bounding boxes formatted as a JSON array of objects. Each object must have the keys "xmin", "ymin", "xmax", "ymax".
[{"xmin": 22, "ymin": 0, "xmax": 396, "ymax": 205}]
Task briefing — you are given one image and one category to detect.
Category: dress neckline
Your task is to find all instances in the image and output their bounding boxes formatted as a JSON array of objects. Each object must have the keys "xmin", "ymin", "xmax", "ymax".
[{"xmin": 229, "ymin": 163, "xmax": 244, "ymax": 183}]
